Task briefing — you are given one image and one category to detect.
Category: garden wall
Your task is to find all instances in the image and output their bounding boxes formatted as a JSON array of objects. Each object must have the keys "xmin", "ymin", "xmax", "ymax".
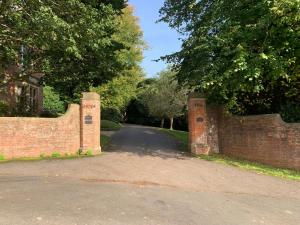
[
  {"xmin": 0, "ymin": 92, "xmax": 101, "ymax": 159},
  {"xmin": 189, "ymin": 95, "xmax": 300, "ymax": 170},
  {"xmin": 217, "ymin": 111, "xmax": 300, "ymax": 170}
]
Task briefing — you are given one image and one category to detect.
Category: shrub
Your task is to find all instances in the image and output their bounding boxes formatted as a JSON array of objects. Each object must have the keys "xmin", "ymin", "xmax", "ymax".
[
  {"xmin": 101, "ymin": 120, "xmax": 122, "ymax": 131},
  {"xmin": 43, "ymin": 86, "xmax": 65, "ymax": 117},
  {"xmin": 101, "ymin": 108, "xmax": 123, "ymax": 122},
  {"xmin": 280, "ymin": 102, "xmax": 300, "ymax": 123},
  {"xmin": 0, "ymin": 155, "xmax": 5, "ymax": 161},
  {"xmin": 0, "ymin": 100, "xmax": 9, "ymax": 116},
  {"xmin": 51, "ymin": 152, "xmax": 61, "ymax": 158},
  {"xmin": 86, "ymin": 149, "xmax": 93, "ymax": 156},
  {"xmin": 77, "ymin": 149, "xmax": 83, "ymax": 155}
]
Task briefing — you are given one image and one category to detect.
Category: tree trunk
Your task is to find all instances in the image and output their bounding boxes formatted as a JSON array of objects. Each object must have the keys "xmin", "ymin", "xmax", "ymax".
[
  {"xmin": 170, "ymin": 117, "xmax": 174, "ymax": 130},
  {"xmin": 160, "ymin": 118, "xmax": 165, "ymax": 128}
]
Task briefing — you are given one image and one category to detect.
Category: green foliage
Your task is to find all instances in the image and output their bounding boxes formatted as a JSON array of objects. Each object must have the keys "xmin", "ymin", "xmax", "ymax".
[
  {"xmin": 0, "ymin": 0, "xmax": 127, "ymax": 101},
  {"xmin": 77, "ymin": 149, "xmax": 83, "ymax": 156},
  {"xmin": 51, "ymin": 152, "xmax": 61, "ymax": 158},
  {"xmin": 0, "ymin": 155, "xmax": 5, "ymax": 161},
  {"xmin": 91, "ymin": 74, "xmax": 142, "ymax": 119},
  {"xmin": 280, "ymin": 102, "xmax": 300, "ymax": 123},
  {"xmin": 199, "ymin": 154, "xmax": 300, "ymax": 181},
  {"xmin": 160, "ymin": 0, "xmax": 300, "ymax": 116},
  {"xmin": 0, "ymin": 100, "xmax": 8, "ymax": 116},
  {"xmin": 91, "ymin": 6, "xmax": 145, "ymax": 119},
  {"xmin": 101, "ymin": 120, "xmax": 122, "ymax": 131},
  {"xmin": 43, "ymin": 86, "xmax": 65, "ymax": 116},
  {"xmin": 141, "ymin": 68, "xmax": 189, "ymax": 129},
  {"xmin": 86, "ymin": 149, "xmax": 93, "ymax": 156},
  {"xmin": 160, "ymin": 128, "xmax": 189, "ymax": 152},
  {"xmin": 101, "ymin": 108, "xmax": 123, "ymax": 122},
  {"xmin": 101, "ymin": 134, "xmax": 110, "ymax": 148}
]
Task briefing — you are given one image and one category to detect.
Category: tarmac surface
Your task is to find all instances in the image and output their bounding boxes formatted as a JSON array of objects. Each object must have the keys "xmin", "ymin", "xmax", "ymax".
[{"xmin": 0, "ymin": 125, "xmax": 299, "ymax": 225}]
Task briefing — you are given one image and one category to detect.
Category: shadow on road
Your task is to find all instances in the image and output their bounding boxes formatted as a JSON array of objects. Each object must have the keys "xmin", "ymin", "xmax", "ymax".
[{"xmin": 106, "ymin": 125, "xmax": 190, "ymax": 160}]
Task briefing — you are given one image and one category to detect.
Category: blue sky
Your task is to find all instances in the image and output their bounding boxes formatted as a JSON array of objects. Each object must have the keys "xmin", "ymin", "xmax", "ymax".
[{"xmin": 128, "ymin": 0, "xmax": 182, "ymax": 77}]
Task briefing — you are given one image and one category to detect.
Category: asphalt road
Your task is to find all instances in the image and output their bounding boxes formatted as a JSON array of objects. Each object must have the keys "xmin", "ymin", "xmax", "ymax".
[{"xmin": 0, "ymin": 125, "xmax": 299, "ymax": 225}]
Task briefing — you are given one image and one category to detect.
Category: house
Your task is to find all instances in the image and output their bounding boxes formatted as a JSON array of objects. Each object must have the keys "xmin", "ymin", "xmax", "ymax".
[{"xmin": 0, "ymin": 65, "xmax": 44, "ymax": 116}]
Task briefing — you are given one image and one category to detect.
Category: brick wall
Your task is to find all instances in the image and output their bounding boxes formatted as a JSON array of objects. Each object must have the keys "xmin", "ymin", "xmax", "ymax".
[
  {"xmin": 188, "ymin": 95, "xmax": 300, "ymax": 170},
  {"xmin": 217, "ymin": 111, "xmax": 300, "ymax": 170},
  {"xmin": 0, "ymin": 92, "xmax": 101, "ymax": 159}
]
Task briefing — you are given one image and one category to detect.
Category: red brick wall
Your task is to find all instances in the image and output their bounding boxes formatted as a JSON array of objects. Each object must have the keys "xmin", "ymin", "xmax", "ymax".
[
  {"xmin": 0, "ymin": 92, "xmax": 101, "ymax": 159},
  {"xmin": 217, "ymin": 112, "xmax": 300, "ymax": 170},
  {"xmin": 188, "ymin": 96, "xmax": 300, "ymax": 170},
  {"xmin": 0, "ymin": 104, "xmax": 80, "ymax": 159}
]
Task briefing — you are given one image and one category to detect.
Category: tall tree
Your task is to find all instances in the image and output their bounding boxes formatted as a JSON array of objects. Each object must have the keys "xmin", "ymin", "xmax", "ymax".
[
  {"xmin": 91, "ymin": 5, "xmax": 146, "ymax": 119},
  {"xmin": 160, "ymin": 0, "xmax": 300, "ymax": 116},
  {"xmin": 0, "ymin": 0, "xmax": 127, "ymax": 102},
  {"xmin": 142, "ymin": 68, "xmax": 189, "ymax": 129}
]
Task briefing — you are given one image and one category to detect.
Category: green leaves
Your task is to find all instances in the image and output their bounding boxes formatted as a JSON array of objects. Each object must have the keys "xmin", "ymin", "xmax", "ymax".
[{"xmin": 160, "ymin": 0, "xmax": 300, "ymax": 116}]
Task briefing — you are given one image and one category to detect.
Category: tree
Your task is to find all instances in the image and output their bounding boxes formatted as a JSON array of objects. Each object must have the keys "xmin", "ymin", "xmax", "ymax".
[
  {"xmin": 141, "ymin": 68, "xmax": 189, "ymax": 129},
  {"xmin": 91, "ymin": 5, "xmax": 146, "ymax": 121},
  {"xmin": 160, "ymin": 0, "xmax": 300, "ymax": 116},
  {"xmin": 43, "ymin": 86, "xmax": 65, "ymax": 116},
  {"xmin": 0, "ymin": 0, "xmax": 128, "ymax": 102}
]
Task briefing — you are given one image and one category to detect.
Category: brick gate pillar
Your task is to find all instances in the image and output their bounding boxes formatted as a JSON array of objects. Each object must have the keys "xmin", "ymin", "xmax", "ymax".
[
  {"xmin": 80, "ymin": 92, "xmax": 101, "ymax": 154},
  {"xmin": 188, "ymin": 94, "xmax": 209, "ymax": 155}
]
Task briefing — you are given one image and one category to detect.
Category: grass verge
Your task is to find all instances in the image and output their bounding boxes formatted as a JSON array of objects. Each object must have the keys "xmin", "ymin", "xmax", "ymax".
[
  {"xmin": 159, "ymin": 128, "xmax": 300, "ymax": 181},
  {"xmin": 101, "ymin": 134, "xmax": 110, "ymax": 149},
  {"xmin": 159, "ymin": 128, "xmax": 189, "ymax": 152},
  {"xmin": 199, "ymin": 154, "xmax": 300, "ymax": 181},
  {"xmin": 0, "ymin": 154, "xmax": 94, "ymax": 164}
]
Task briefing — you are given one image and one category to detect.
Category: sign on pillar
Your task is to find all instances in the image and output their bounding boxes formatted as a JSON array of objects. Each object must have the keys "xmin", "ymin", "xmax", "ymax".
[
  {"xmin": 80, "ymin": 92, "xmax": 101, "ymax": 154},
  {"xmin": 188, "ymin": 94, "xmax": 209, "ymax": 155}
]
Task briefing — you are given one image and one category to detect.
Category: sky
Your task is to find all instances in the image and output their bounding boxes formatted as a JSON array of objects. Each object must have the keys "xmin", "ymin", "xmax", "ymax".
[{"xmin": 128, "ymin": 0, "xmax": 182, "ymax": 77}]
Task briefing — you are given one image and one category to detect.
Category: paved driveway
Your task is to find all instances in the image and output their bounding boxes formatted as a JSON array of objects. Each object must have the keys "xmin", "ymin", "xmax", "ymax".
[{"xmin": 0, "ymin": 125, "xmax": 299, "ymax": 225}]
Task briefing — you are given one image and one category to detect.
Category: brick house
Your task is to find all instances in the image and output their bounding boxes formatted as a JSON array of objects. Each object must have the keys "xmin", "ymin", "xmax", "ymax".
[{"xmin": 0, "ymin": 65, "xmax": 44, "ymax": 115}]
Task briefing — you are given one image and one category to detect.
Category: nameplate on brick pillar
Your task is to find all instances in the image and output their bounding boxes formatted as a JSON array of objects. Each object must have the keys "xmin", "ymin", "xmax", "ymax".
[
  {"xmin": 196, "ymin": 117, "xmax": 204, "ymax": 123},
  {"xmin": 85, "ymin": 115, "xmax": 93, "ymax": 124}
]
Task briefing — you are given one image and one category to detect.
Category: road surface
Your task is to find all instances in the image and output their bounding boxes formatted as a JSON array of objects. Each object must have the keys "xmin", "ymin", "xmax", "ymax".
[{"xmin": 0, "ymin": 125, "xmax": 299, "ymax": 225}]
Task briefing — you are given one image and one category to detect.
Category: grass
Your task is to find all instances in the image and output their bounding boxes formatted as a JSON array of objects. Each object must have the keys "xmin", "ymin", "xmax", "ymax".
[
  {"xmin": 199, "ymin": 154, "xmax": 300, "ymax": 181},
  {"xmin": 159, "ymin": 128, "xmax": 189, "ymax": 151},
  {"xmin": 159, "ymin": 128, "xmax": 300, "ymax": 181},
  {"xmin": 101, "ymin": 120, "xmax": 122, "ymax": 131},
  {"xmin": 0, "ymin": 154, "xmax": 94, "ymax": 164},
  {"xmin": 101, "ymin": 134, "xmax": 110, "ymax": 148}
]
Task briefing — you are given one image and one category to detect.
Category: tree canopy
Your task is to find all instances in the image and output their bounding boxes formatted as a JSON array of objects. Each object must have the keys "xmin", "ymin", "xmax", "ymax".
[
  {"xmin": 141, "ymin": 68, "xmax": 189, "ymax": 129},
  {"xmin": 91, "ymin": 5, "xmax": 145, "ymax": 120},
  {"xmin": 0, "ymin": 0, "xmax": 128, "ymax": 102},
  {"xmin": 160, "ymin": 0, "xmax": 300, "ymax": 116}
]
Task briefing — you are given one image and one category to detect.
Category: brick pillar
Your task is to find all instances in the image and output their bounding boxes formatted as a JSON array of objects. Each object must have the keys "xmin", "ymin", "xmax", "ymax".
[
  {"xmin": 80, "ymin": 92, "xmax": 101, "ymax": 154},
  {"xmin": 188, "ymin": 94, "xmax": 209, "ymax": 155}
]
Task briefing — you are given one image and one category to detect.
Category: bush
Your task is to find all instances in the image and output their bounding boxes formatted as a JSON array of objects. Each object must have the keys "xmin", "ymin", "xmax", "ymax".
[
  {"xmin": 0, "ymin": 155, "xmax": 5, "ymax": 161},
  {"xmin": 280, "ymin": 102, "xmax": 300, "ymax": 123},
  {"xmin": 86, "ymin": 149, "xmax": 93, "ymax": 156},
  {"xmin": 43, "ymin": 86, "xmax": 65, "ymax": 116},
  {"xmin": 101, "ymin": 120, "xmax": 122, "ymax": 131},
  {"xmin": 101, "ymin": 108, "xmax": 123, "ymax": 122},
  {"xmin": 0, "ymin": 100, "xmax": 9, "ymax": 116}
]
